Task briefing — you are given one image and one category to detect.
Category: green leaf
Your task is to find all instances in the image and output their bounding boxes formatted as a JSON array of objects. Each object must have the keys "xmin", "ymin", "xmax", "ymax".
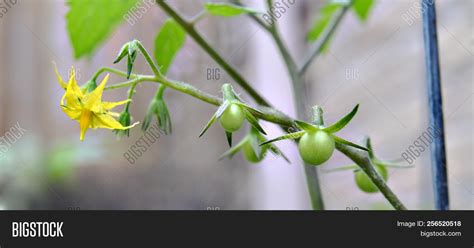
[
  {"xmin": 260, "ymin": 131, "xmax": 306, "ymax": 146},
  {"xmin": 268, "ymin": 145, "xmax": 291, "ymax": 163},
  {"xmin": 242, "ymin": 108, "xmax": 267, "ymax": 135},
  {"xmin": 66, "ymin": 0, "xmax": 139, "ymax": 59},
  {"xmin": 219, "ymin": 137, "xmax": 248, "ymax": 160},
  {"xmin": 235, "ymin": 102, "xmax": 264, "ymax": 116},
  {"xmin": 295, "ymin": 120, "xmax": 319, "ymax": 132},
  {"xmin": 307, "ymin": 3, "xmax": 343, "ymax": 42},
  {"xmin": 334, "ymin": 136, "xmax": 369, "ymax": 152},
  {"xmin": 353, "ymin": 0, "xmax": 375, "ymax": 21},
  {"xmin": 154, "ymin": 19, "xmax": 187, "ymax": 75},
  {"xmin": 323, "ymin": 164, "xmax": 358, "ymax": 173},
  {"xmin": 204, "ymin": 3, "xmax": 261, "ymax": 17},
  {"xmin": 199, "ymin": 113, "xmax": 217, "ymax": 137},
  {"xmin": 156, "ymin": 99, "xmax": 172, "ymax": 134},
  {"xmin": 323, "ymin": 104, "xmax": 359, "ymax": 133}
]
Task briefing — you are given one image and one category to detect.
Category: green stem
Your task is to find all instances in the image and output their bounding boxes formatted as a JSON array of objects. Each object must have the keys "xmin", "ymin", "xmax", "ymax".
[
  {"xmin": 190, "ymin": 10, "xmax": 207, "ymax": 25},
  {"xmin": 156, "ymin": 84, "xmax": 167, "ymax": 99},
  {"xmin": 136, "ymin": 41, "xmax": 162, "ymax": 78},
  {"xmin": 124, "ymin": 82, "xmax": 139, "ymax": 113},
  {"xmin": 155, "ymin": 0, "xmax": 270, "ymax": 106},
  {"xmin": 312, "ymin": 106, "xmax": 324, "ymax": 126},
  {"xmin": 264, "ymin": 1, "xmax": 325, "ymax": 210},
  {"xmin": 299, "ymin": 2, "xmax": 352, "ymax": 75},
  {"xmin": 92, "ymin": 67, "xmax": 131, "ymax": 81}
]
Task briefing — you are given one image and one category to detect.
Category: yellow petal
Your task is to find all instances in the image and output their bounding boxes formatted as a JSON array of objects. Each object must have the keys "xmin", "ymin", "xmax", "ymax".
[
  {"xmin": 79, "ymin": 110, "xmax": 92, "ymax": 141},
  {"xmin": 53, "ymin": 62, "xmax": 68, "ymax": 90},
  {"xmin": 61, "ymin": 105, "xmax": 82, "ymax": 120},
  {"xmin": 68, "ymin": 66, "xmax": 83, "ymax": 97},
  {"xmin": 84, "ymin": 74, "xmax": 109, "ymax": 110},
  {"xmin": 63, "ymin": 84, "xmax": 82, "ymax": 109},
  {"xmin": 91, "ymin": 112, "xmax": 138, "ymax": 130},
  {"xmin": 102, "ymin": 99, "xmax": 131, "ymax": 110}
]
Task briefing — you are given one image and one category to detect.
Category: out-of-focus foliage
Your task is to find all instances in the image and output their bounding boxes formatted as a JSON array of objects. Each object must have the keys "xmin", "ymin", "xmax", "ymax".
[
  {"xmin": 66, "ymin": 0, "xmax": 139, "ymax": 58},
  {"xmin": 204, "ymin": 2, "xmax": 261, "ymax": 17},
  {"xmin": 154, "ymin": 19, "xmax": 186, "ymax": 75}
]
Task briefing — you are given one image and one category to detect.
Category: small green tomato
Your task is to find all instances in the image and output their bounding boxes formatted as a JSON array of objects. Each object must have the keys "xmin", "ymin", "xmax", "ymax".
[
  {"xmin": 298, "ymin": 130, "xmax": 335, "ymax": 166},
  {"xmin": 242, "ymin": 141, "xmax": 260, "ymax": 163},
  {"xmin": 242, "ymin": 141, "xmax": 268, "ymax": 163},
  {"xmin": 355, "ymin": 164, "xmax": 388, "ymax": 193},
  {"xmin": 219, "ymin": 103, "xmax": 245, "ymax": 132}
]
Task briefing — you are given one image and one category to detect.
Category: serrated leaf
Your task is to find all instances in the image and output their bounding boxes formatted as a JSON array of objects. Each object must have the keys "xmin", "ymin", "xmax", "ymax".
[
  {"xmin": 295, "ymin": 120, "xmax": 319, "ymax": 132},
  {"xmin": 204, "ymin": 3, "xmax": 261, "ymax": 17},
  {"xmin": 242, "ymin": 108, "xmax": 266, "ymax": 135},
  {"xmin": 323, "ymin": 104, "xmax": 359, "ymax": 133},
  {"xmin": 353, "ymin": 0, "xmax": 375, "ymax": 21},
  {"xmin": 334, "ymin": 136, "xmax": 369, "ymax": 151},
  {"xmin": 154, "ymin": 19, "xmax": 186, "ymax": 75},
  {"xmin": 307, "ymin": 3, "xmax": 343, "ymax": 42},
  {"xmin": 260, "ymin": 131, "xmax": 306, "ymax": 146},
  {"xmin": 66, "ymin": 0, "xmax": 139, "ymax": 59}
]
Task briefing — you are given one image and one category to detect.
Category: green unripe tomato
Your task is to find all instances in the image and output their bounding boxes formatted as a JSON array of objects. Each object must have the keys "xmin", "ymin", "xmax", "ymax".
[
  {"xmin": 242, "ymin": 141, "xmax": 262, "ymax": 163},
  {"xmin": 298, "ymin": 131, "xmax": 335, "ymax": 166},
  {"xmin": 355, "ymin": 164, "xmax": 388, "ymax": 193},
  {"xmin": 219, "ymin": 104, "xmax": 245, "ymax": 132}
]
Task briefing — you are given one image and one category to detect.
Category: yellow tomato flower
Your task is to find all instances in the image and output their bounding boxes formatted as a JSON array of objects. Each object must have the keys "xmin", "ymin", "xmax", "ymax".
[{"xmin": 55, "ymin": 65, "xmax": 138, "ymax": 141}]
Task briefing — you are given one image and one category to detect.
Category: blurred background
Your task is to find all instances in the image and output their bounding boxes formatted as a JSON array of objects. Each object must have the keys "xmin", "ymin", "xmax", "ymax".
[{"xmin": 0, "ymin": 0, "xmax": 472, "ymax": 210}]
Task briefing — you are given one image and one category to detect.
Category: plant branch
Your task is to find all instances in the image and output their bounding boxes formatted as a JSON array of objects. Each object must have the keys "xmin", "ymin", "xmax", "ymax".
[
  {"xmin": 103, "ymin": 69, "xmax": 406, "ymax": 210},
  {"xmin": 92, "ymin": 67, "xmax": 132, "ymax": 81},
  {"xmin": 105, "ymin": 74, "xmax": 293, "ymax": 127},
  {"xmin": 299, "ymin": 3, "xmax": 352, "ymax": 75},
  {"xmin": 155, "ymin": 0, "xmax": 270, "ymax": 106},
  {"xmin": 136, "ymin": 41, "xmax": 162, "ymax": 77},
  {"xmin": 259, "ymin": 1, "xmax": 325, "ymax": 210},
  {"xmin": 336, "ymin": 140, "xmax": 407, "ymax": 210},
  {"xmin": 152, "ymin": 0, "xmax": 406, "ymax": 210}
]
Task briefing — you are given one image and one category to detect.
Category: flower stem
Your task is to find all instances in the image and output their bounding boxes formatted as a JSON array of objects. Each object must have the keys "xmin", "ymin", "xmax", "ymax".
[
  {"xmin": 92, "ymin": 67, "xmax": 131, "ymax": 81},
  {"xmin": 135, "ymin": 41, "xmax": 162, "ymax": 78}
]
